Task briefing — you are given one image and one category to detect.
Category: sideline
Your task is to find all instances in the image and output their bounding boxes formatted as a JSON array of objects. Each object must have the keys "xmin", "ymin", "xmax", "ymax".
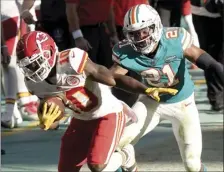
[{"xmin": 1, "ymin": 116, "xmax": 68, "ymax": 137}]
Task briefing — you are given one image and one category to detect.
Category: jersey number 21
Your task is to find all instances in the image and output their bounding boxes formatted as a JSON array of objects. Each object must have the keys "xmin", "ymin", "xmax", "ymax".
[{"xmin": 142, "ymin": 64, "xmax": 179, "ymax": 87}]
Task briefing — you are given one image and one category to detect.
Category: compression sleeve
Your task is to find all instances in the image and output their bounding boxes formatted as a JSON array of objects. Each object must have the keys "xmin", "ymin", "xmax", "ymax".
[{"xmin": 196, "ymin": 53, "xmax": 224, "ymax": 85}]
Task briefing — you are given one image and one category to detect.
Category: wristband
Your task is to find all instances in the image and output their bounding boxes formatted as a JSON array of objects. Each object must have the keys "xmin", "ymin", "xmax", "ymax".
[{"xmin": 72, "ymin": 29, "xmax": 83, "ymax": 40}]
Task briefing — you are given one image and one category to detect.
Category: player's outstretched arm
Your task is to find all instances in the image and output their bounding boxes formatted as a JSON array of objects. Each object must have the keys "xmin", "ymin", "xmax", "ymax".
[
  {"xmin": 184, "ymin": 45, "xmax": 223, "ymax": 85},
  {"xmin": 110, "ymin": 63, "xmax": 149, "ymax": 94},
  {"xmin": 84, "ymin": 58, "xmax": 116, "ymax": 87},
  {"xmin": 110, "ymin": 63, "xmax": 178, "ymax": 102}
]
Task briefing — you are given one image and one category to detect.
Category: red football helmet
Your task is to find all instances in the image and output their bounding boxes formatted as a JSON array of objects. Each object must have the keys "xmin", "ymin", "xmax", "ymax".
[{"xmin": 16, "ymin": 31, "xmax": 58, "ymax": 82}]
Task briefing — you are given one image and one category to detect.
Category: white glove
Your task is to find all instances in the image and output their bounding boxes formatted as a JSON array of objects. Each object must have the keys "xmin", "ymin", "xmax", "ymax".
[
  {"xmin": 183, "ymin": 14, "xmax": 200, "ymax": 48},
  {"xmin": 189, "ymin": 30, "xmax": 200, "ymax": 48}
]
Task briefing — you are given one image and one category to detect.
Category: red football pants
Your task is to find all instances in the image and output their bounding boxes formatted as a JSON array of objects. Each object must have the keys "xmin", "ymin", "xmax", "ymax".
[
  {"xmin": 2, "ymin": 17, "xmax": 27, "ymax": 56},
  {"xmin": 58, "ymin": 112, "xmax": 125, "ymax": 172}
]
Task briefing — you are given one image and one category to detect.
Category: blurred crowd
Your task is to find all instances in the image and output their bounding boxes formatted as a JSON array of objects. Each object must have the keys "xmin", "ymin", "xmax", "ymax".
[{"xmin": 1, "ymin": 0, "xmax": 223, "ymax": 131}]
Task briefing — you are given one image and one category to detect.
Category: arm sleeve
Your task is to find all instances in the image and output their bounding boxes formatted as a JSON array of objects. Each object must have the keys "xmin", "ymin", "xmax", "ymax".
[{"xmin": 196, "ymin": 53, "xmax": 224, "ymax": 85}]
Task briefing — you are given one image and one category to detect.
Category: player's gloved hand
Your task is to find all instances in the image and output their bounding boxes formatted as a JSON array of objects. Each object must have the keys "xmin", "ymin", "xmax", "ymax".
[
  {"xmin": 145, "ymin": 88, "xmax": 178, "ymax": 102},
  {"xmin": 20, "ymin": 10, "xmax": 36, "ymax": 24},
  {"xmin": 38, "ymin": 102, "xmax": 62, "ymax": 131},
  {"xmin": 75, "ymin": 37, "xmax": 92, "ymax": 51}
]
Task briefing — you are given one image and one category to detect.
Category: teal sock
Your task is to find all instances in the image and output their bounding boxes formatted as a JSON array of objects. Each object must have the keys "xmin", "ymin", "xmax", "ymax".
[{"xmin": 115, "ymin": 167, "xmax": 123, "ymax": 172}]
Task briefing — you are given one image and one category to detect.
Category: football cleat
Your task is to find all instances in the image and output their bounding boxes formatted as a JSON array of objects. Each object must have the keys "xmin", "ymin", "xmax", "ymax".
[
  {"xmin": 18, "ymin": 95, "xmax": 39, "ymax": 121},
  {"xmin": 121, "ymin": 144, "xmax": 137, "ymax": 172},
  {"xmin": 19, "ymin": 101, "xmax": 39, "ymax": 121},
  {"xmin": 1, "ymin": 106, "xmax": 23, "ymax": 128},
  {"xmin": 1, "ymin": 114, "xmax": 16, "ymax": 129}
]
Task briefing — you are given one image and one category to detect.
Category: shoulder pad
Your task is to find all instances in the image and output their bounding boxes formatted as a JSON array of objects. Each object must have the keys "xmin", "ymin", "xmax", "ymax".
[
  {"xmin": 68, "ymin": 48, "xmax": 88, "ymax": 74},
  {"xmin": 112, "ymin": 40, "xmax": 132, "ymax": 64},
  {"xmin": 163, "ymin": 27, "xmax": 193, "ymax": 50}
]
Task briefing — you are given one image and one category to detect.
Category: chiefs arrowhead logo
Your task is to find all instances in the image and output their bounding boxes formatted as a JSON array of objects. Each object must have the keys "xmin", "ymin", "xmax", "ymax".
[
  {"xmin": 36, "ymin": 32, "xmax": 48, "ymax": 44},
  {"xmin": 66, "ymin": 75, "xmax": 80, "ymax": 86}
]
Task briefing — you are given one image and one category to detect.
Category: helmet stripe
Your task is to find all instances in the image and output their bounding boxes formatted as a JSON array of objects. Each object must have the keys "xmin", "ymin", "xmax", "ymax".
[
  {"xmin": 129, "ymin": 5, "xmax": 140, "ymax": 25},
  {"xmin": 130, "ymin": 6, "xmax": 137, "ymax": 25},
  {"xmin": 135, "ymin": 5, "xmax": 140, "ymax": 23},
  {"xmin": 127, "ymin": 8, "xmax": 132, "ymax": 26}
]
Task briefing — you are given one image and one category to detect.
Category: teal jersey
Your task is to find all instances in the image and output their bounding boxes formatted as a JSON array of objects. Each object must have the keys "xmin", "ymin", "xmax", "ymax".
[{"xmin": 112, "ymin": 27, "xmax": 194, "ymax": 103}]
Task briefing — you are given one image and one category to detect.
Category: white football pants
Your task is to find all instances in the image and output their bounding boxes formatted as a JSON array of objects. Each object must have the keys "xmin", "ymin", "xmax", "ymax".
[{"xmin": 119, "ymin": 93, "xmax": 202, "ymax": 172}]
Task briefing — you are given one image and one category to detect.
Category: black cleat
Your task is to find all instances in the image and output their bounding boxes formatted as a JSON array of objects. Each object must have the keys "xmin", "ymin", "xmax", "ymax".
[{"xmin": 1, "ymin": 149, "xmax": 6, "ymax": 155}]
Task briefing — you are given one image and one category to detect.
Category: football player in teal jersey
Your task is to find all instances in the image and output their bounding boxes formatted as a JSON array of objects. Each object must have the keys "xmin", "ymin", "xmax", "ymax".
[{"xmin": 112, "ymin": 4, "xmax": 223, "ymax": 172}]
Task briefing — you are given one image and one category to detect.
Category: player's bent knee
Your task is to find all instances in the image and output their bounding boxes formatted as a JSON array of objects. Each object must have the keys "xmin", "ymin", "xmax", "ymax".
[
  {"xmin": 184, "ymin": 157, "xmax": 201, "ymax": 172},
  {"xmin": 88, "ymin": 163, "xmax": 107, "ymax": 172}
]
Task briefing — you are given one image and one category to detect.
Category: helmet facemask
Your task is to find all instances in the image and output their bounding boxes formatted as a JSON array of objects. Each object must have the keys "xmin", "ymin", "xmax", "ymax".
[
  {"xmin": 125, "ymin": 24, "xmax": 157, "ymax": 54},
  {"xmin": 16, "ymin": 31, "xmax": 58, "ymax": 83},
  {"xmin": 123, "ymin": 4, "xmax": 163, "ymax": 55},
  {"xmin": 18, "ymin": 50, "xmax": 53, "ymax": 83}
]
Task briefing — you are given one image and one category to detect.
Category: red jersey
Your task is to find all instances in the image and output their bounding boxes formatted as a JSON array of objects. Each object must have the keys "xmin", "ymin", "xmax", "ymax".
[
  {"xmin": 182, "ymin": 0, "xmax": 191, "ymax": 16},
  {"xmin": 65, "ymin": 0, "xmax": 113, "ymax": 26},
  {"xmin": 26, "ymin": 48, "xmax": 123, "ymax": 120},
  {"xmin": 113, "ymin": 0, "xmax": 149, "ymax": 26}
]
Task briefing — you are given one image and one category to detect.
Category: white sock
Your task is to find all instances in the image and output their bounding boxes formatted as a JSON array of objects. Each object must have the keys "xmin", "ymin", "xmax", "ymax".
[
  {"xmin": 15, "ymin": 65, "xmax": 30, "ymax": 93},
  {"xmin": 102, "ymin": 152, "xmax": 123, "ymax": 171},
  {"xmin": 2, "ymin": 102, "xmax": 22, "ymax": 124},
  {"xmin": 2, "ymin": 103, "xmax": 15, "ymax": 121},
  {"xmin": 2, "ymin": 66, "xmax": 17, "ymax": 99}
]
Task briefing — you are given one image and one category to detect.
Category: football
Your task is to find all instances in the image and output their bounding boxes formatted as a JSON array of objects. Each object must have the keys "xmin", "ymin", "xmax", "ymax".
[{"xmin": 38, "ymin": 96, "xmax": 65, "ymax": 122}]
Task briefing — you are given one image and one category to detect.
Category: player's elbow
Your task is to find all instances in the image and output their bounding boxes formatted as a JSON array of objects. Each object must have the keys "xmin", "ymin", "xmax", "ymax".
[{"xmin": 96, "ymin": 76, "xmax": 116, "ymax": 87}]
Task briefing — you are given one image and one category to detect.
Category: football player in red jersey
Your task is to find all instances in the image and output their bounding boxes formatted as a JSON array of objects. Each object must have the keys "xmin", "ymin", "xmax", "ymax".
[
  {"xmin": 16, "ymin": 31, "xmax": 178, "ymax": 172},
  {"xmin": 1, "ymin": 0, "xmax": 39, "ymax": 129}
]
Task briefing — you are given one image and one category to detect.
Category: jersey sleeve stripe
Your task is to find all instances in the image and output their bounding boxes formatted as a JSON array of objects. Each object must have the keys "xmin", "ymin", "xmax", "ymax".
[
  {"xmin": 181, "ymin": 29, "xmax": 193, "ymax": 50},
  {"xmin": 59, "ymin": 57, "xmax": 69, "ymax": 64},
  {"xmin": 130, "ymin": 6, "xmax": 137, "ymax": 24},
  {"xmin": 181, "ymin": 28, "xmax": 187, "ymax": 44},
  {"xmin": 77, "ymin": 52, "xmax": 88, "ymax": 74},
  {"xmin": 59, "ymin": 50, "xmax": 70, "ymax": 64}
]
